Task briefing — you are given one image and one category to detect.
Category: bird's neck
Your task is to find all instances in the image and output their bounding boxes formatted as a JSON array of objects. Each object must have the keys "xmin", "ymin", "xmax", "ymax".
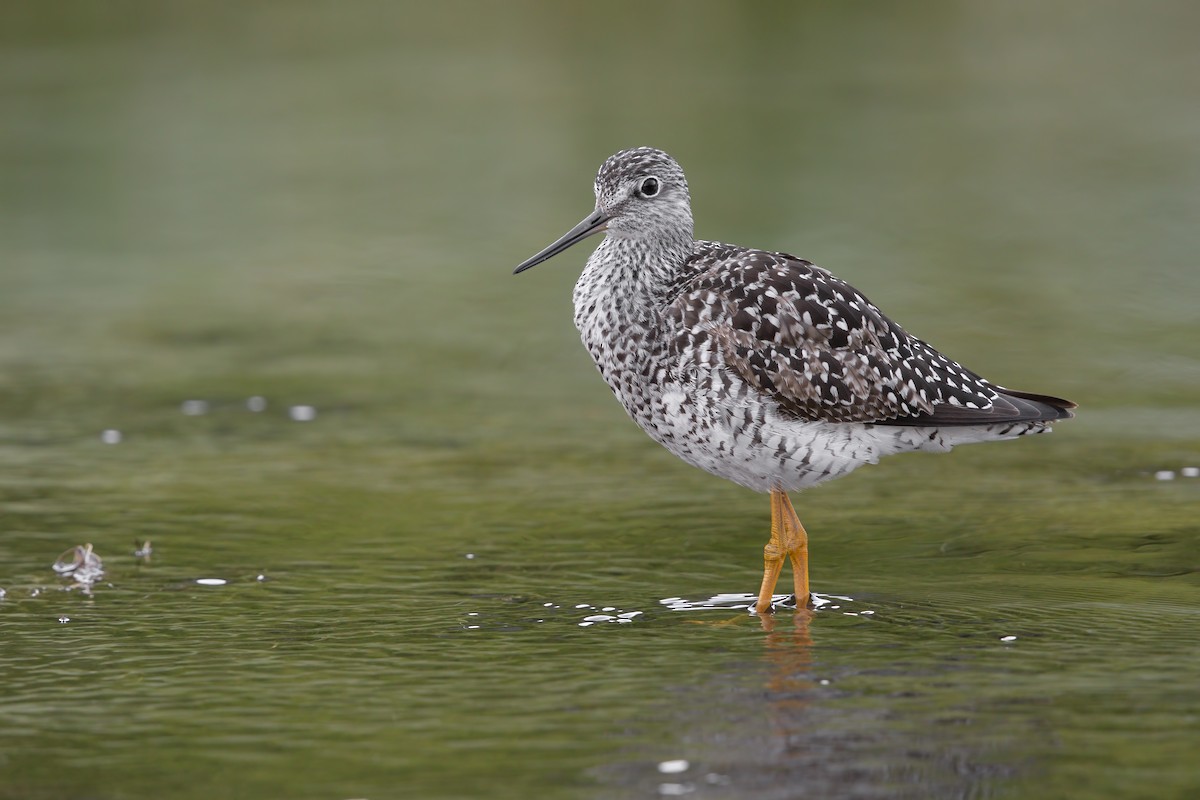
[
  {"xmin": 584, "ymin": 232, "xmax": 693, "ymax": 309},
  {"xmin": 573, "ymin": 233, "xmax": 692, "ymax": 402}
]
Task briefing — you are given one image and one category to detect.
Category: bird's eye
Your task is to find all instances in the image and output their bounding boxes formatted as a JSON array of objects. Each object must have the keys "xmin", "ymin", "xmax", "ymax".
[{"xmin": 638, "ymin": 177, "xmax": 660, "ymax": 197}]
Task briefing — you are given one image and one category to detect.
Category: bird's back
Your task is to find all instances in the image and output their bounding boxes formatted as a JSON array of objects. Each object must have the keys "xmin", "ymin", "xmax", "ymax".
[{"xmin": 665, "ymin": 241, "xmax": 1074, "ymax": 430}]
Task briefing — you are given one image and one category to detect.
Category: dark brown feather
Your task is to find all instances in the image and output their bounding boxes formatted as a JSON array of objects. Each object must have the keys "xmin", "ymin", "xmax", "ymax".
[{"xmin": 667, "ymin": 243, "xmax": 1075, "ymax": 427}]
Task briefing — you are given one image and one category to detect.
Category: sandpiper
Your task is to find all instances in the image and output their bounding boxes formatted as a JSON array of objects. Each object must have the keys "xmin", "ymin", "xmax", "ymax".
[{"xmin": 514, "ymin": 147, "xmax": 1074, "ymax": 614}]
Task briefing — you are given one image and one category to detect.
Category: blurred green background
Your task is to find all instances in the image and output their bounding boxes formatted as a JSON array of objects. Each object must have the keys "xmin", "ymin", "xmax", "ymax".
[{"xmin": 1, "ymin": 2, "xmax": 1197, "ymax": 799}]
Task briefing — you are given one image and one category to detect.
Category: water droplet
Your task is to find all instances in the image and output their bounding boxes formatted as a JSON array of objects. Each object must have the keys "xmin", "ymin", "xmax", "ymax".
[
  {"xmin": 101, "ymin": 429, "xmax": 122, "ymax": 444},
  {"xmin": 246, "ymin": 396, "xmax": 267, "ymax": 412},
  {"xmin": 180, "ymin": 399, "xmax": 208, "ymax": 416},
  {"xmin": 195, "ymin": 578, "xmax": 227, "ymax": 586},
  {"xmin": 289, "ymin": 405, "xmax": 317, "ymax": 422},
  {"xmin": 658, "ymin": 760, "xmax": 689, "ymax": 774}
]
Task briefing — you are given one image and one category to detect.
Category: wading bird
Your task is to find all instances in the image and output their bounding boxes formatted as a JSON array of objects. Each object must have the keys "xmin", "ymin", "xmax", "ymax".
[{"xmin": 514, "ymin": 147, "xmax": 1074, "ymax": 613}]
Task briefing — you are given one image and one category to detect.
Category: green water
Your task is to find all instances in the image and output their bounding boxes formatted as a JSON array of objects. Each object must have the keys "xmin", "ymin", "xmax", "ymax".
[{"xmin": 2, "ymin": 2, "xmax": 1198, "ymax": 798}]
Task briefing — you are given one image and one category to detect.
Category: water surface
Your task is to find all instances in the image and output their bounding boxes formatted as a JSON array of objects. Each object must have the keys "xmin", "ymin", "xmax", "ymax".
[{"xmin": 2, "ymin": 3, "xmax": 1198, "ymax": 799}]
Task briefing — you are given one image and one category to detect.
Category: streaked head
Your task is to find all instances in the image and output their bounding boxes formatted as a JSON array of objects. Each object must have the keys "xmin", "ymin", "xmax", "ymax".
[{"xmin": 514, "ymin": 147, "xmax": 693, "ymax": 274}]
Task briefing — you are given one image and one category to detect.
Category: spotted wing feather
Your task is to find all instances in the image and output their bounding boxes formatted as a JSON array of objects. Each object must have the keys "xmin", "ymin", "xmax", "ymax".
[{"xmin": 667, "ymin": 243, "xmax": 1073, "ymax": 426}]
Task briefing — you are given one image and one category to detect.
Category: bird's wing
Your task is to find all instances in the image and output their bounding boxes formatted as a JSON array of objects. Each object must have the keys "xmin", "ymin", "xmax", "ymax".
[{"xmin": 666, "ymin": 243, "xmax": 1072, "ymax": 426}]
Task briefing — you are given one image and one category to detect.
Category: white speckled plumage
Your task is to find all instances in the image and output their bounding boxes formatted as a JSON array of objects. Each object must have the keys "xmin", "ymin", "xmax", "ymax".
[{"xmin": 516, "ymin": 147, "xmax": 1075, "ymax": 496}]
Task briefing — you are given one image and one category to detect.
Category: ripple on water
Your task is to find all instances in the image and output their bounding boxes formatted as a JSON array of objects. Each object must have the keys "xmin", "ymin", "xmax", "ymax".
[
  {"xmin": 458, "ymin": 591, "xmax": 878, "ymax": 632},
  {"xmin": 460, "ymin": 599, "xmax": 649, "ymax": 631},
  {"xmin": 660, "ymin": 592, "xmax": 864, "ymax": 616}
]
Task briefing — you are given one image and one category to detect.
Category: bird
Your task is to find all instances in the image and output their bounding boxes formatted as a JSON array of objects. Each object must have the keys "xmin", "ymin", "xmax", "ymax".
[{"xmin": 513, "ymin": 147, "xmax": 1075, "ymax": 614}]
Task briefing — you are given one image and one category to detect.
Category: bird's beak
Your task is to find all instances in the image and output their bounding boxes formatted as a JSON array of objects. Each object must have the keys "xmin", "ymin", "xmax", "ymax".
[{"xmin": 513, "ymin": 209, "xmax": 610, "ymax": 274}]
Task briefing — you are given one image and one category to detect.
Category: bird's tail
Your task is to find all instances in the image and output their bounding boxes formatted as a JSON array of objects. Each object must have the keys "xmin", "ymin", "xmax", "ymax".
[{"xmin": 997, "ymin": 388, "xmax": 1077, "ymax": 422}]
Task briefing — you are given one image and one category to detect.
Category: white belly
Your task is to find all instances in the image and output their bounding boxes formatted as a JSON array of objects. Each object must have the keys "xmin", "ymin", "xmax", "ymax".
[{"xmin": 630, "ymin": 377, "xmax": 1048, "ymax": 494}]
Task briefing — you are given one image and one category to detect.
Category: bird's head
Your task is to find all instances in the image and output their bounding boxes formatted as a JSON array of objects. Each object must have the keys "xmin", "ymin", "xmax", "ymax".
[{"xmin": 514, "ymin": 147, "xmax": 693, "ymax": 274}]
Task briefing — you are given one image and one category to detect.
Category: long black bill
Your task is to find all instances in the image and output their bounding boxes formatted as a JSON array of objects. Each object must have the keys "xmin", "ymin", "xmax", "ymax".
[{"xmin": 513, "ymin": 210, "xmax": 610, "ymax": 274}]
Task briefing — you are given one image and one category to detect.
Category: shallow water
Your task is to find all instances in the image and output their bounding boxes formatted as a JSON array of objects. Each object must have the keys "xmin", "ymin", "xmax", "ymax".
[{"xmin": 2, "ymin": 2, "xmax": 1199, "ymax": 799}]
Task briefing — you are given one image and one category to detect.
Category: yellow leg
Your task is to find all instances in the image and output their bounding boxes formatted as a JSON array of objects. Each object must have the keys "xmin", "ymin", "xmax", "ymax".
[
  {"xmin": 754, "ymin": 488, "xmax": 811, "ymax": 614},
  {"xmin": 754, "ymin": 490, "xmax": 787, "ymax": 614},
  {"xmin": 780, "ymin": 492, "xmax": 811, "ymax": 608}
]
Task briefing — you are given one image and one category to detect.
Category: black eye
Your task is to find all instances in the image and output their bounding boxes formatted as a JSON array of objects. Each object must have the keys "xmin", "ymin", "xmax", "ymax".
[{"xmin": 638, "ymin": 177, "xmax": 660, "ymax": 197}]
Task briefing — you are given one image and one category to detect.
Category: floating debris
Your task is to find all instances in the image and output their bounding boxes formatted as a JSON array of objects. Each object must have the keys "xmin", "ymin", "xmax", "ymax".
[
  {"xmin": 58, "ymin": 616, "xmax": 71, "ymax": 624},
  {"xmin": 1181, "ymin": 467, "xmax": 1199, "ymax": 478},
  {"xmin": 658, "ymin": 760, "xmax": 689, "ymax": 774},
  {"xmin": 100, "ymin": 429, "xmax": 122, "ymax": 444},
  {"xmin": 288, "ymin": 405, "xmax": 317, "ymax": 422},
  {"xmin": 133, "ymin": 540, "xmax": 153, "ymax": 559},
  {"xmin": 1000, "ymin": 635, "xmax": 1018, "ymax": 643},
  {"xmin": 246, "ymin": 396, "xmax": 268, "ymax": 412},
  {"xmin": 195, "ymin": 578, "xmax": 227, "ymax": 586},
  {"xmin": 52, "ymin": 544, "xmax": 105, "ymax": 586},
  {"xmin": 1154, "ymin": 470, "xmax": 1176, "ymax": 481},
  {"xmin": 180, "ymin": 399, "xmax": 209, "ymax": 416}
]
